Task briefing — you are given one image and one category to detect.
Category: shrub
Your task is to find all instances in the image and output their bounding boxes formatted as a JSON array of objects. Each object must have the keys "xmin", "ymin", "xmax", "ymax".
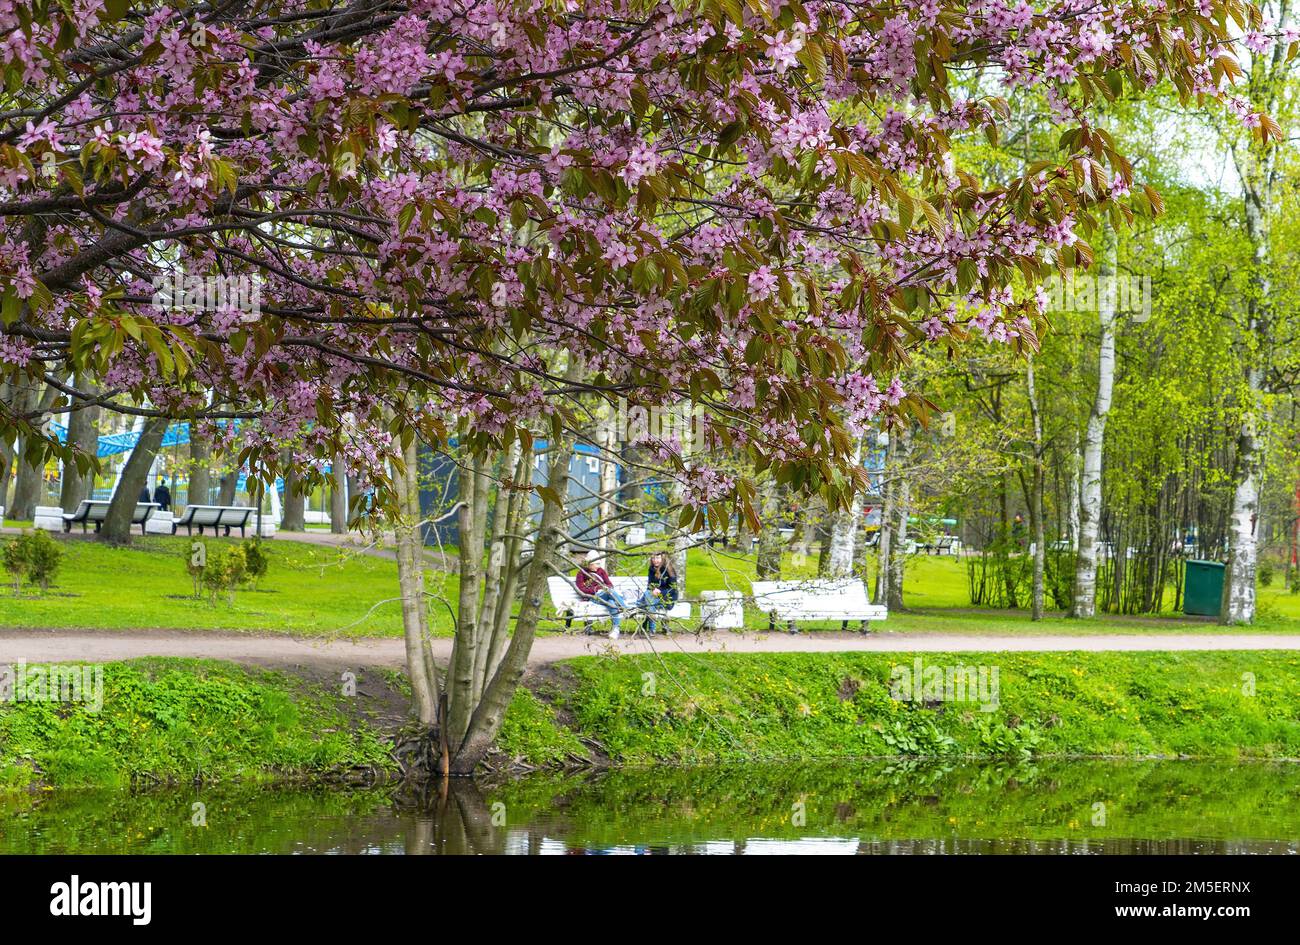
[
  {"xmin": 203, "ymin": 547, "xmax": 247, "ymax": 606},
  {"xmin": 1258, "ymin": 561, "xmax": 1275, "ymax": 588},
  {"xmin": 22, "ymin": 530, "xmax": 62, "ymax": 592},
  {"xmin": 2, "ymin": 530, "xmax": 62, "ymax": 594},
  {"xmin": 2, "ymin": 537, "xmax": 27, "ymax": 592},
  {"xmin": 240, "ymin": 538, "xmax": 270, "ymax": 588}
]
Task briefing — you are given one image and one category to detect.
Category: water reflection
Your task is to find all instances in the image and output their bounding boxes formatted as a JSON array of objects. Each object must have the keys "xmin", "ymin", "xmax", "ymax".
[{"xmin": 2, "ymin": 759, "xmax": 1298, "ymax": 854}]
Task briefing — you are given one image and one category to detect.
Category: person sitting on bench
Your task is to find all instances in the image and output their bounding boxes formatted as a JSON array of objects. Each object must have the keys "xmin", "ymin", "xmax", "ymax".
[
  {"xmin": 637, "ymin": 552, "xmax": 678, "ymax": 634},
  {"xmin": 575, "ymin": 551, "xmax": 626, "ymax": 640}
]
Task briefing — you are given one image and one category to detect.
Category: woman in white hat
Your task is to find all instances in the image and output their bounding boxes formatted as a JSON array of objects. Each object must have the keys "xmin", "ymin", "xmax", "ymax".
[{"xmin": 575, "ymin": 550, "xmax": 627, "ymax": 639}]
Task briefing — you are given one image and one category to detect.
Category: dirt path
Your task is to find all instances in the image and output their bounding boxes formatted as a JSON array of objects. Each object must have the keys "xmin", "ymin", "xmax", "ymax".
[{"xmin": 2, "ymin": 628, "xmax": 1299, "ymax": 669}]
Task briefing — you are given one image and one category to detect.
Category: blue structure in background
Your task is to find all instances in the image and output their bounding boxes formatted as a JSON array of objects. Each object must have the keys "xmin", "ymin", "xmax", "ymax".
[
  {"xmin": 47, "ymin": 420, "xmax": 291, "ymax": 499},
  {"xmin": 48, "ymin": 420, "xmax": 193, "ymax": 458},
  {"xmin": 418, "ymin": 441, "xmax": 617, "ymax": 547}
]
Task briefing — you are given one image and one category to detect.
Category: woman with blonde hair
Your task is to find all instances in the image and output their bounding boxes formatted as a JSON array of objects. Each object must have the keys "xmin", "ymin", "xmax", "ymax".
[{"xmin": 638, "ymin": 551, "xmax": 679, "ymax": 633}]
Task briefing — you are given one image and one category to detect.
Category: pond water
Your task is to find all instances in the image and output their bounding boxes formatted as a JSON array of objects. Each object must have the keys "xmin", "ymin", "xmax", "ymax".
[{"xmin": 2, "ymin": 760, "xmax": 1298, "ymax": 854}]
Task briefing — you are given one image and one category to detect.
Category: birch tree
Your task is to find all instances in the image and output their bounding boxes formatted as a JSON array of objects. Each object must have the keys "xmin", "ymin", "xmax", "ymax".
[
  {"xmin": 885, "ymin": 428, "xmax": 912, "ymax": 610},
  {"xmin": 1072, "ymin": 235, "xmax": 1119, "ymax": 618},
  {"xmin": 1220, "ymin": 6, "xmax": 1292, "ymax": 624},
  {"xmin": 828, "ymin": 437, "xmax": 865, "ymax": 579},
  {"xmin": 1027, "ymin": 357, "xmax": 1047, "ymax": 620}
]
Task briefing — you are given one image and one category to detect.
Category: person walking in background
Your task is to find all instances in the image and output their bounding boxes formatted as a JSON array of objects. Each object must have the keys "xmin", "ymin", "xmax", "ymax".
[
  {"xmin": 153, "ymin": 478, "xmax": 172, "ymax": 511},
  {"xmin": 138, "ymin": 485, "xmax": 151, "ymax": 503},
  {"xmin": 575, "ymin": 550, "xmax": 626, "ymax": 639},
  {"xmin": 638, "ymin": 551, "xmax": 678, "ymax": 634}
]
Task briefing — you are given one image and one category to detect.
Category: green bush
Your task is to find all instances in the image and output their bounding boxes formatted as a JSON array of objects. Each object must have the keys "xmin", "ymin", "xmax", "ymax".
[
  {"xmin": 1, "ymin": 530, "xmax": 63, "ymax": 594},
  {"xmin": 1259, "ymin": 561, "xmax": 1275, "ymax": 588},
  {"xmin": 24, "ymin": 531, "xmax": 61, "ymax": 592},
  {"xmin": 2, "ymin": 537, "xmax": 27, "ymax": 592},
  {"xmin": 203, "ymin": 547, "xmax": 248, "ymax": 605},
  {"xmin": 241, "ymin": 538, "xmax": 270, "ymax": 588}
]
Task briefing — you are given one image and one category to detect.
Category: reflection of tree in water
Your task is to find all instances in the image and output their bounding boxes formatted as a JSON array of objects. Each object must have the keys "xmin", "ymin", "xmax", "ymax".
[
  {"xmin": 391, "ymin": 779, "xmax": 506, "ymax": 856},
  {"xmin": 7, "ymin": 760, "xmax": 1300, "ymax": 854}
]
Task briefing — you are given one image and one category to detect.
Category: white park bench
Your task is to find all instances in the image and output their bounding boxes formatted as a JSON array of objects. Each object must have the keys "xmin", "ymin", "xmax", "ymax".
[
  {"xmin": 172, "ymin": 505, "xmax": 256, "ymax": 537},
  {"xmin": 62, "ymin": 499, "xmax": 158, "ymax": 535},
  {"xmin": 546, "ymin": 574, "xmax": 691, "ymax": 632},
  {"xmin": 751, "ymin": 579, "xmax": 888, "ymax": 634},
  {"xmin": 919, "ymin": 534, "xmax": 961, "ymax": 555}
]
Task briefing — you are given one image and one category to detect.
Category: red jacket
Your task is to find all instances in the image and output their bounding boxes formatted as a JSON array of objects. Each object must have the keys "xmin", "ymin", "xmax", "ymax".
[{"xmin": 576, "ymin": 566, "xmax": 612, "ymax": 596}]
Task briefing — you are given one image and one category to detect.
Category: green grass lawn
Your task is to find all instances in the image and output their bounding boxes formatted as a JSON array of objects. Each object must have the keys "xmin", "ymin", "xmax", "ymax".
[
  {"xmin": 0, "ymin": 534, "xmax": 413, "ymax": 636},
  {"xmin": 679, "ymin": 546, "xmax": 1300, "ymax": 635},
  {"xmin": 0, "ymin": 530, "xmax": 1295, "ymax": 636}
]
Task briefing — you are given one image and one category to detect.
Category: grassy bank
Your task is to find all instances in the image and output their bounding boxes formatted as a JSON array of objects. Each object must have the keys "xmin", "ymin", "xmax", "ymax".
[
  {"xmin": 499, "ymin": 651, "xmax": 1300, "ymax": 766},
  {"xmin": 0, "ymin": 658, "xmax": 397, "ymax": 790},
  {"xmin": 4, "ymin": 650, "xmax": 1299, "ymax": 790}
]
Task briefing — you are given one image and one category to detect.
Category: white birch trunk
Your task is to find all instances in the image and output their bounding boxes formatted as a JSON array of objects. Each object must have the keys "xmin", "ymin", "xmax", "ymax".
[
  {"xmin": 874, "ymin": 435, "xmax": 895, "ymax": 602},
  {"xmin": 1067, "ymin": 445, "xmax": 1081, "ymax": 549},
  {"xmin": 1222, "ymin": 138, "xmax": 1275, "ymax": 625},
  {"xmin": 1071, "ymin": 237, "xmax": 1117, "ymax": 618},
  {"xmin": 885, "ymin": 427, "xmax": 911, "ymax": 609},
  {"xmin": 1223, "ymin": 413, "xmax": 1261, "ymax": 624},
  {"xmin": 828, "ymin": 437, "xmax": 864, "ymax": 579},
  {"xmin": 597, "ymin": 416, "xmax": 618, "ymax": 557},
  {"xmin": 1027, "ymin": 357, "xmax": 1045, "ymax": 621}
]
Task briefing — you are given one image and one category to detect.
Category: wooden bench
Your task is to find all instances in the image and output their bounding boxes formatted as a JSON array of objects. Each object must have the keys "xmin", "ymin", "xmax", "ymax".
[
  {"xmin": 172, "ymin": 505, "xmax": 256, "ymax": 537},
  {"xmin": 751, "ymin": 579, "xmax": 887, "ymax": 634},
  {"xmin": 546, "ymin": 575, "xmax": 691, "ymax": 632},
  {"xmin": 62, "ymin": 499, "xmax": 158, "ymax": 535}
]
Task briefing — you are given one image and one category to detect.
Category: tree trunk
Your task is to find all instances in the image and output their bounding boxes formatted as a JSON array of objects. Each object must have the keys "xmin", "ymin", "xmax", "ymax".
[
  {"xmin": 755, "ymin": 482, "xmax": 783, "ymax": 579},
  {"xmin": 396, "ymin": 439, "xmax": 439, "ymax": 725},
  {"xmin": 596, "ymin": 417, "xmax": 619, "ymax": 569},
  {"xmin": 11, "ymin": 381, "xmax": 61, "ymax": 520},
  {"xmin": 827, "ymin": 437, "xmax": 864, "ymax": 579},
  {"xmin": 330, "ymin": 452, "xmax": 347, "ymax": 533},
  {"xmin": 1222, "ymin": 138, "xmax": 1275, "ymax": 625},
  {"xmin": 187, "ymin": 433, "xmax": 211, "ymax": 508},
  {"xmin": 0, "ymin": 380, "xmax": 12, "ymax": 512},
  {"xmin": 280, "ymin": 452, "xmax": 306, "ymax": 531},
  {"xmin": 1071, "ymin": 235, "xmax": 1117, "ymax": 618},
  {"xmin": 1223, "ymin": 411, "xmax": 1263, "ymax": 625},
  {"xmin": 1027, "ymin": 357, "xmax": 1046, "ymax": 621},
  {"xmin": 60, "ymin": 376, "xmax": 100, "ymax": 512},
  {"xmin": 217, "ymin": 468, "xmax": 238, "ymax": 506},
  {"xmin": 886, "ymin": 428, "xmax": 911, "ymax": 610},
  {"xmin": 100, "ymin": 417, "xmax": 167, "ymax": 544},
  {"xmin": 815, "ymin": 515, "xmax": 832, "ymax": 576},
  {"xmin": 3, "ymin": 380, "xmax": 30, "ymax": 511},
  {"xmin": 450, "ymin": 438, "xmax": 575, "ymax": 774},
  {"xmin": 1067, "ymin": 443, "xmax": 1081, "ymax": 549},
  {"xmin": 446, "ymin": 454, "xmax": 489, "ymax": 749},
  {"xmin": 874, "ymin": 436, "xmax": 895, "ymax": 601}
]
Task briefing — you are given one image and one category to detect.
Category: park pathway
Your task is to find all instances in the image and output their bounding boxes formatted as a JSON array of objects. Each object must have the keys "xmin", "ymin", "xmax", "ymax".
[{"xmin": 2, "ymin": 628, "xmax": 1299, "ymax": 668}]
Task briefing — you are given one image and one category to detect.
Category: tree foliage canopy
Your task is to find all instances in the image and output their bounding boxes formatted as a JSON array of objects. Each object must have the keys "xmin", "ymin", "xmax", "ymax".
[{"xmin": 0, "ymin": 0, "xmax": 1274, "ymax": 522}]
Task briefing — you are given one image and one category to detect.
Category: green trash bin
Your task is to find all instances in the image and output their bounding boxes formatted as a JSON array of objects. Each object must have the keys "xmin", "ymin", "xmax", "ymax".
[{"xmin": 1184, "ymin": 559, "xmax": 1225, "ymax": 616}]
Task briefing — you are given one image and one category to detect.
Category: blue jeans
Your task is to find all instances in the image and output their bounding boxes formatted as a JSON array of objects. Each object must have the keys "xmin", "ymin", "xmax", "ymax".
[
  {"xmin": 638, "ymin": 590, "xmax": 670, "ymax": 631},
  {"xmin": 590, "ymin": 589, "xmax": 626, "ymax": 630}
]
